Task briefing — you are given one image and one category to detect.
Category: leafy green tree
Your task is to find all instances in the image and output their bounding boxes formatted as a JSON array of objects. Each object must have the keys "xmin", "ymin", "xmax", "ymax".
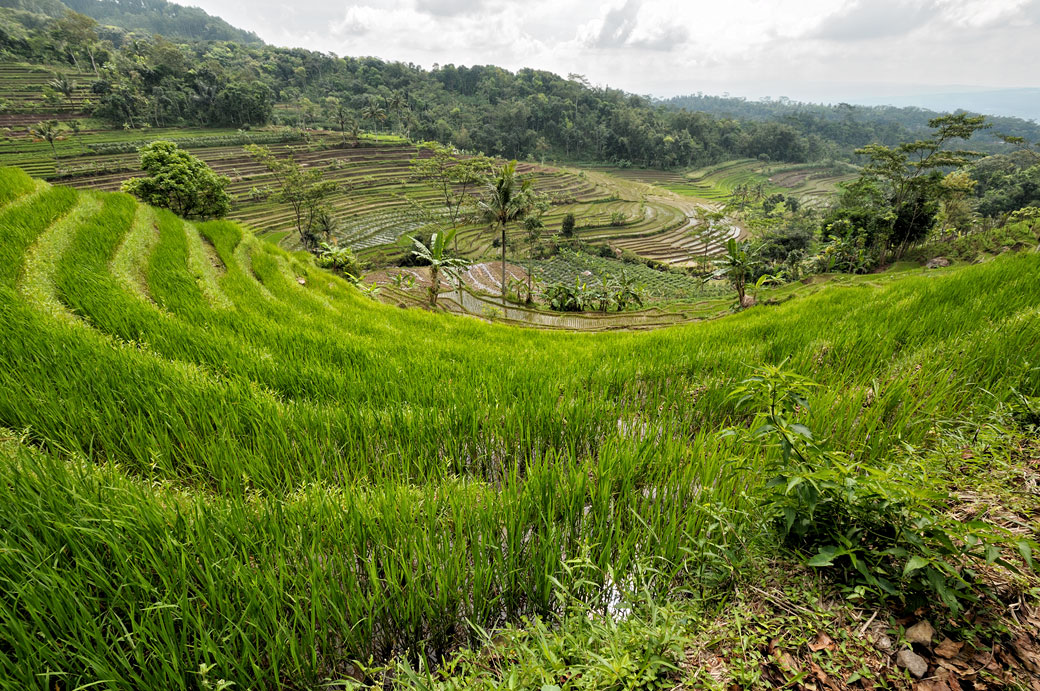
[
  {"xmin": 121, "ymin": 141, "xmax": 232, "ymax": 218},
  {"xmin": 935, "ymin": 170, "xmax": 977, "ymax": 235},
  {"xmin": 93, "ymin": 83, "xmax": 147, "ymax": 128},
  {"xmin": 1009, "ymin": 206, "xmax": 1040, "ymax": 235},
  {"xmin": 211, "ymin": 82, "xmax": 272, "ymax": 127},
  {"xmin": 521, "ymin": 196, "xmax": 551, "ymax": 299},
  {"xmin": 49, "ymin": 10, "xmax": 97, "ymax": 70},
  {"xmin": 561, "ymin": 212, "xmax": 575, "ymax": 237},
  {"xmin": 409, "ymin": 227, "xmax": 469, "ymax": 307},
  {"xmin": 478, "ymin": 160, "xmax": 543, "ymax": 303},
  {"xmin": 149, "ymin": 87, "xmax": 174, "ymax": 128},
  {"xmin": 245, "ymin": 144, "xmax": 338, "ymax": 248},
  {"xmin": 852, "ymin": 113, "xmax": 989, "ymax": 259}
]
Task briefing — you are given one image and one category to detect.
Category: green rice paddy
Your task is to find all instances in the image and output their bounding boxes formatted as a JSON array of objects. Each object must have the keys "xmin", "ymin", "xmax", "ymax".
[{"xmin": 1, "ymin": 166, "xmax": 1038, "ymax": 687}]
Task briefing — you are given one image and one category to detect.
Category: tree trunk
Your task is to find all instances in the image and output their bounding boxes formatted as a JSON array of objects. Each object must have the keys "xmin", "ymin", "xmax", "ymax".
[
  {"xmin": 527, "ymin": 255, "xmax": 533, "ymax": 304},
  {"xmin": 500, "ymin": 223, "xmax": 507, "ymax": 305},
  {"xmin": 455, "ymin": 233, "xmax": 462, "ymax": 292},
  {"xmin": 429, "ymin": 265, "xmax": 439, "ymax": 308}
]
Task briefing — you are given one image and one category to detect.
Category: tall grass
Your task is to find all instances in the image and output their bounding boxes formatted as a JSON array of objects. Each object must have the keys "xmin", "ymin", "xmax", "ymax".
[{"xmin": 0, "ymin": 166, "xmax": 1038, "ymax": 688}]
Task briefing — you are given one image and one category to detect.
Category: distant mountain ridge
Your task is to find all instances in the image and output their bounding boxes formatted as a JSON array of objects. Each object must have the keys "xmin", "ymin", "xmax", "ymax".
[
  {"xmin": 660, "ymin": 93, "xmax": 1040, "ymax": 142},
  {"xmin": 855, "ymin": 88, "xmax": 1040, "ymax": 124}
]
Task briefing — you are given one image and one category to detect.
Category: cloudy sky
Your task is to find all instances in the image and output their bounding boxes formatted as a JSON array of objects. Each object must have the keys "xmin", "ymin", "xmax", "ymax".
[{"xmin": 181, "ymin": 0, "xmax": 1039, "ymax": 104}]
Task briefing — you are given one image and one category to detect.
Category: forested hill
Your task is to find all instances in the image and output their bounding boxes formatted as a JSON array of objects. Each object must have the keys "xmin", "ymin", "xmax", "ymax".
[
  {"xmin": 0, "ymin": 0, "xmax": 261, "ymax": 43},
  {"xmin": 662, "ymin": 93, "xmax": 1040, "ymax": 148}
]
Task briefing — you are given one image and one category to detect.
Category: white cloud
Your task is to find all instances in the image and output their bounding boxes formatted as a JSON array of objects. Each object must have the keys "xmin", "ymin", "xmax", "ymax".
[{"xmin": 179, "ymin": 0, "xmax": 1040, "ymax": 101}]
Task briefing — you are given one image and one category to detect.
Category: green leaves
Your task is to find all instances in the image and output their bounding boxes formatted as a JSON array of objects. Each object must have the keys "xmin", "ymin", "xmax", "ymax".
[
  {"xmin": 729, "ymin": 363, "xmax": 1033, "ymax": 618},
  {"xmin": 122, "ymin": 140, "xmax": 231, "ymax": 219},
  {"xmin": 902, "ymin": 555, "xmax": 928, "ymax": 577},
  {"xmin": 807, "ymin": 546, "xmax": 840, "ymax": 567}
]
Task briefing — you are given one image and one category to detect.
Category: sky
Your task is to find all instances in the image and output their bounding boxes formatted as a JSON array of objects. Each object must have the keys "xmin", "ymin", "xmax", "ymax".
[{"xmin": 180, "ymin": 0, "xmax": 1040, "ymax": 110}]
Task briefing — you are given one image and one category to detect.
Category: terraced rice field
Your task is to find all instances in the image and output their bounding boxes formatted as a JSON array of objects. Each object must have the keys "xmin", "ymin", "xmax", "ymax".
[
  {"xmin": 4, "ymin": 131, "xmax": 718, "ymax": 269},
  {"xmin": 1, "ymin": 127, "xmax": 805, "ymax": 277},
  {"xmin": 0, "ymin": 125, "xmax": 293, "ymax": 178},
  {"xmin": 0, "ymin": 63, "xmax": 96, "ymax": 115},
  {"xmin": 530, "ymin": 250, "xmax": 722, "ymax": 301},
  {"xmin": 596, "ymin": 159, "xmax": 856, "ymax": 205}
]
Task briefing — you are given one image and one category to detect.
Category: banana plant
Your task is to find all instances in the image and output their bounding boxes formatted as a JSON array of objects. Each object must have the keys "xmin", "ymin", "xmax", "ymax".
[{"xmin": 410, "ymin": 226, "xmax": 469, "ymax": 308}]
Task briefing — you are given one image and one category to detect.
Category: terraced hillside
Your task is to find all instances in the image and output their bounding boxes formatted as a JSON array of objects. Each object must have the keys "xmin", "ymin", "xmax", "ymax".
[
  {"xmin": 0, "ymin": 63, "xmax": 96, "ymax": 118},
  {"xmin": 0, "ymin": 126, "xmax": 738, "ymax": 270},
  {"xmin": 598, "ymin": 159, "xmax": 857, "ymax": 205},
  {"xmin": 1, "ymin": 166, "xmax": 1038, "ymax": 688}
]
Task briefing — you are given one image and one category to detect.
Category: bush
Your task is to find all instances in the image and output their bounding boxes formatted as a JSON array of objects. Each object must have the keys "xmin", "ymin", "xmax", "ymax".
[
  {"xmin": 561, "ymin": 213, "xmax": 575, "ymax": 237},
  {"xmin": 121, "ymin": 141, "xmax": 231, "ymax": 219},
  {"xmin": 316, "ymin": 243, "xmax": 362, "ymax": 280},
  {"xmin": 609, "ymin": 211, "xmax": 626, "ymax": 227}
]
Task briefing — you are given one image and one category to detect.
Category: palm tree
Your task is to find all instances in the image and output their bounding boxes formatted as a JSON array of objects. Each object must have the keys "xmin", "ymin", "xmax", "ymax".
[
  {"xmin": 48, "ymin": 76, "xmax": 76, "ymax": 110},
  {"xmin": 346, "ymin": 119, "xmax": 361, "ymax": 147},
  {"xmin": 410, "ymin": 227, "xmax": 468, "ymax": 308},
  {"xmin": 29, "ymin": 120, "xmax": 64, "ymax": 161},
  {"xmin": 361, "ymin": 102, "xmax": 387, "ymax": 141},
  {"xmin": 385, "ymin": 92, "xmax": 405, "ymax": 133},
  {"xmin": 478, "ymin": 161, "xmax": 537, "ymax": 304}
]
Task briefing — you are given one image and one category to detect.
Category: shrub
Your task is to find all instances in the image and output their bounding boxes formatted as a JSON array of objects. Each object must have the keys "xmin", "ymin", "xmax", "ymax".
[
  {"xmin": 316, "ymin": 242, "xmax": 363, "ymax": 279},
  {"xmin": 726, "ymin": 364, "xmax": 1037, "ymax": 614},
  {"xmin": 121, "ymin": 141, "xmax": 231, "ymax": 219},
  {"xmin": 561, "ymin": 213, "xmax": 575, "ymax": 237}
]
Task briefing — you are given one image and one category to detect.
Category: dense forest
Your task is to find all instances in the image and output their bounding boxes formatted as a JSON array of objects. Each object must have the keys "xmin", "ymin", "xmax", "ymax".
[{"xmin": 663, "ymin": 93, "xmax": 1040, "ymax": 152}]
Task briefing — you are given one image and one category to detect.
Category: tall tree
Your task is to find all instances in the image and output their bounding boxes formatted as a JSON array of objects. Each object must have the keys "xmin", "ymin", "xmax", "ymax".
[
  {"xmin": 409, "ymin": 142, "xmax": 493, "ymax": 289},
  {"xmin": 477, "ymin": 160, "xmax": 541, "ymax": 303},
  {"xmin": 716, "ymin": 238, "xmax": 758, "ymax": 308},
  {"xmin": 245, "ymin": 144, "xmax": 338, "ymax": 248},
  {"xmin": 324, "ymin": 96, "xmax": 350, "ymax": 139},
  {"xmin": 853, "ymin": 113, "xmax": 989, "ymax": 259},
  {"xmin": 49, "ymin": 10, "xmax": 97, "ymax": 70}
]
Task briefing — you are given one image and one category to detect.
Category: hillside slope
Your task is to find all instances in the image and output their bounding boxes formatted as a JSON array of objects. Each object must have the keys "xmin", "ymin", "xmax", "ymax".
[
  {"xmin": 0, "ymin": 0, "xmax": 262, "ymax": 43},
  {"xmin": 0, "ymin": 168, "xmax": 1038, "ymax": 688}
]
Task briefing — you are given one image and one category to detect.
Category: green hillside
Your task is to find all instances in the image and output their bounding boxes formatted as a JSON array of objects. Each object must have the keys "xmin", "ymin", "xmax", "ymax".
[
  {"xmin": 1, "ymin": 166, "xmax": 1038, "ymax": 687},
  {"xmin": 0, "ymin": 0, "xmax": 263, "ymax": 43}
]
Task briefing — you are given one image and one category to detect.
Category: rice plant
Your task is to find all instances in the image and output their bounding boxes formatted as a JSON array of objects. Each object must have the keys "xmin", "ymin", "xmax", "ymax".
[{"xmin": 0, "ymin": 166, "xmax": 1037, "ymax": 688}]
